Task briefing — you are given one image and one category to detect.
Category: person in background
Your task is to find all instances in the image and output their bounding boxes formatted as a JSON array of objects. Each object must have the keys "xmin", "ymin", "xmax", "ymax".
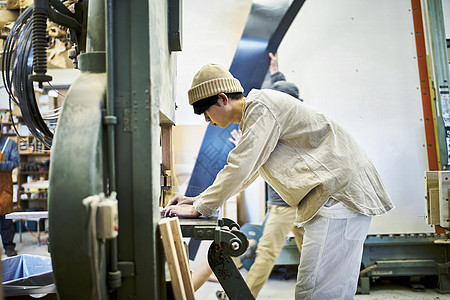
[
  {"xmin": 221, "ymin": 52, "xmax": 304, "ymax": 299},
  {"xmin": 0, "ymin": 125, "xmax": 19, "ymax": 257},
  {"xmin": 163, "ymin": 54, "xmax": 393, "ymax": 299}
]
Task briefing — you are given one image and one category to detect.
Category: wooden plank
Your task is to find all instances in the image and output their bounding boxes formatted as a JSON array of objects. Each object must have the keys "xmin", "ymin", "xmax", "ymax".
[
  {"xmin": 159, "ymin": 217, "xmax": 195, "ymax": 300},
  {"xmin": 161, "ymin": 125, "xmax": 174, "ymax": 206},
  {"xmin": 429, "ymin": 188, "xmax": 440, "ymax": 225},
  {"xmin": 169, "ymin": 218, "xmax": 195, "ymax": 299},
  {"xmin": 161, "ymin": 125, "xmax": 173, "ymax": 173},
  {"xmin": 159, "ymin": 218, "xmax": 186, "ymax": 300}
]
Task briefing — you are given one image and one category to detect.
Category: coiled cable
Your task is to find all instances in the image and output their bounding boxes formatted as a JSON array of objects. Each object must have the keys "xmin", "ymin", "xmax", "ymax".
[{"xmin": 2, "ymin": 5, "xmax": 54, "ymax": 148}]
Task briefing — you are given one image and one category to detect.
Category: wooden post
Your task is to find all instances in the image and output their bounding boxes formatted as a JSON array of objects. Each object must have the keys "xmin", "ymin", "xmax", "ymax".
[
  {"xmin": 161, "ymin": 125, "xmax": 173, "ymax": 173},
  {"xmin": 159, "ymin": 217, "xmax": 195, "ymax": 300},
  {"xmin": 161, "ymin": 125, "xmax": 174, "ymax": 206}
]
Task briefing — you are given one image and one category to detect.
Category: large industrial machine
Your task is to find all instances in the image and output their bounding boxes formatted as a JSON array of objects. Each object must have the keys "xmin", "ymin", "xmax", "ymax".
[
  {"xmin": 2, "ymin": 0, "xmax": 260, "ymax": 298},
  {"xmin": 5, "ymin": 0, "xmax": 450, "ymax": 298},
  {"xmin": 356, "ymin": 0, "xmax": 450, "ymax": 294},
  {"xmin": 3, "ymin": 0, "xmax": 179, "ymax": 298}
]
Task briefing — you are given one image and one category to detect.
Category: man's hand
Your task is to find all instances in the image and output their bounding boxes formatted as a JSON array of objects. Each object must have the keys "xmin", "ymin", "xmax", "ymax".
[
  {"xmin": 165, "ymin": 194, "xmax": 196, "ymax": 206},
  {"xmin": 162, "ymin": 194, "xmax": 201, "ymax": 218},
  {"xmin": 269, "ymin": 52, "xmax": 279, "ymax": 75},
  {"xmin": 162, "ymin": 204, "xmax": 201, "ymax": 218}
]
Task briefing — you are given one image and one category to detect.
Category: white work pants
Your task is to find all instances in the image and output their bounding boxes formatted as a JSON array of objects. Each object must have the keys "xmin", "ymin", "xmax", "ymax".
[{"xmin": 295, "ymin": 213, "xmax": 372, "ymax": 300}]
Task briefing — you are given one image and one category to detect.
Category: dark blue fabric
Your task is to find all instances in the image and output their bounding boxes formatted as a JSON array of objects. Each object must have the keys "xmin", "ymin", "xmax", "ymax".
[
  {"xmin": 267, "ymin": 184, "xmax": 290, "ymax": 206},
  {"xmin": 2, "ymin": 254, "xmax": 52, "ymax": 283},
  {"xmin": 185, "ymin": 123, "xmax": 238, "ymax": 197},
  {"xmin": 0, "ymin": 136, "xmax": 20, "ymax": 171},
  {"xmin": 0, "ymin": 216, "xmax": 15, "ymax": 250}
]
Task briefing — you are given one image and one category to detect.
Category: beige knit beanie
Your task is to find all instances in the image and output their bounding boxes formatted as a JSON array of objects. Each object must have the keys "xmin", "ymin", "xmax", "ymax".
[{"xmin": 188, "ymin": 64, "xmax": 244, "ymax": 105}]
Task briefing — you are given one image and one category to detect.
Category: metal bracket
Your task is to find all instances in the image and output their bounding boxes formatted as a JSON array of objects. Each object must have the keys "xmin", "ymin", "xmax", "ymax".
[
  {"xmin": 123, "ymin": 109, "xmax": 131, "ymax": 133},
  {"xmin": 104, "ymin": 115, "xmax": 118, "ymax": 125},
  {"xmin": 208, "ymin": 242, "xmax": 255, "ymax": 300},
  {"xmin": 188, "ymin": 222, "xmax": 249, "ymax": 257},
  {"xmin": 425, "ymin": 171, "xmax": 450, "ymax": 227},
  {"xmin": 215, "ymin": 228, "xmax": 248, "ymax": 257},
  {"xmin": 218, "ymin": 217, "xmax": 240, "ymax": 230},
  {"xmin": 168, "ymin": 0, "xmax": 182, "ymax": 52},
  {"xmin": 178, "ymin": 216, "xmax": 252, "ymax": 299},
  {"xmin": 118, "ymin": 261, "xmax": 135, "ymax": 277}
]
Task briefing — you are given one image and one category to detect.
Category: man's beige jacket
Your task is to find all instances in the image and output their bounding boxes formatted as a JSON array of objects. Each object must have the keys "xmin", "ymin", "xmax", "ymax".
[{"xmin": 194, "ymin": 89, "xmax": 394, "ymax": 225}]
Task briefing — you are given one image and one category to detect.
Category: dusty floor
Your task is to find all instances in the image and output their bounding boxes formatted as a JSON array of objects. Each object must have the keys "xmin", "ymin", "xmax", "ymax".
[
  {"xmin": 2, "ymin": 226, "xmax": 50, "ymax": 259},
  {"xmin": 6, "ymin": 229, "xmax": 450, "ymax": 299},
  {"xmin": 195, "ymin": 265, "xmax": 450, "ymax": 300}
]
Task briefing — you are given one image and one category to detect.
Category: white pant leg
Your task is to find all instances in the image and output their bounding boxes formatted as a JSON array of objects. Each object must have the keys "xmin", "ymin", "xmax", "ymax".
[{"xmin": 295, "ymin": 214, "xmax": 372, "ymax": 300}]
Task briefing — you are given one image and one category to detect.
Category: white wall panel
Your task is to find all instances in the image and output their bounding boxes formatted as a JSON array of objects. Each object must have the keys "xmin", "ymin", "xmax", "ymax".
[
  {"xmin": 278, "ymin": 0, "xmax": 431, "ymax": 233},
  {"xmin": 176, "ymin": 0, "xmax": 436, "ymax": 233}
]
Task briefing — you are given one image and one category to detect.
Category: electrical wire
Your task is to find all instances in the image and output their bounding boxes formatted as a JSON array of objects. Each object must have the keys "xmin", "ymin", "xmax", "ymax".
[
  {"xmin": 20, "ymin": 220, "xmax": 49, "ymax": 245},
  {"xmin": 42, "ymin": 82, "xmax": 65, "ymax": 120},
  {"xmin": 41, "ymin": 107, "xmax": 62, "ymax": 120},
  {"xmin": 47, "ymin": 81, "xmax": 66, "ymax": 98}
]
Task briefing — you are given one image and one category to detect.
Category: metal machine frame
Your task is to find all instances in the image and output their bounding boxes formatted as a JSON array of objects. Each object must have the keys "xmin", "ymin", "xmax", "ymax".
[{"xmin": 48, "ymin": 0, "xmax": 169, "ymax": 298}]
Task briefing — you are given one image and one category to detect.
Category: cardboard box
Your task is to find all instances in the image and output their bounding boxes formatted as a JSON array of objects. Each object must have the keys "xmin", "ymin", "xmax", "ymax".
[
  {"xmin": 6, "ymin": 0, "xmax": 32, "ymax": 10},
  {"xmin": 0, "ymin": 9, "xmax": 18, "ymax": 28}
]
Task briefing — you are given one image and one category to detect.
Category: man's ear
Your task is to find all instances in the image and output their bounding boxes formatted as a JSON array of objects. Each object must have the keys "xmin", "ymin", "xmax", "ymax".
[{"xmin": 217, "ymin": 93, "xmax": 228, "ymax": 105}]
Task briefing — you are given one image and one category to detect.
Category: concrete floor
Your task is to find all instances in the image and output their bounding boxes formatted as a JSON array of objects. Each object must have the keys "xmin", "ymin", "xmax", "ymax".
[
  {"xmin": 195, "ymin": 267, "xmax": 450, "ymax": 300},
  {"xmin": 6, "ymin": 230, "xmax": 450, "ymax": 299},
  {"xmin": 1, "ymin": 226, "xmax": 50, "ymax": 260}
]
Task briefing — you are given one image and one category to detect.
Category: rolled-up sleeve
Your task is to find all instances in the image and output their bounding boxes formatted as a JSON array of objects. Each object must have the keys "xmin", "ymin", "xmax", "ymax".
[{"xmin": 194, "ymin": 101, "xmax": 281, "ymax": 216}]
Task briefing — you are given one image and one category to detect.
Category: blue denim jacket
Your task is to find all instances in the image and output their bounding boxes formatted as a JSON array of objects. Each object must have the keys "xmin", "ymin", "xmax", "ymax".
[{"xmin": 0, "ymin": 136, "xmax": 20, "ymax": 171}]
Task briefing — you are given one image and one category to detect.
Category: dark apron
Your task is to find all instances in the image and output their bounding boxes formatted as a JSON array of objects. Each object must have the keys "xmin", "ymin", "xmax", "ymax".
[{"xmin": 0, "ymin": 138, "xmax": 13, "ymax": 215}]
